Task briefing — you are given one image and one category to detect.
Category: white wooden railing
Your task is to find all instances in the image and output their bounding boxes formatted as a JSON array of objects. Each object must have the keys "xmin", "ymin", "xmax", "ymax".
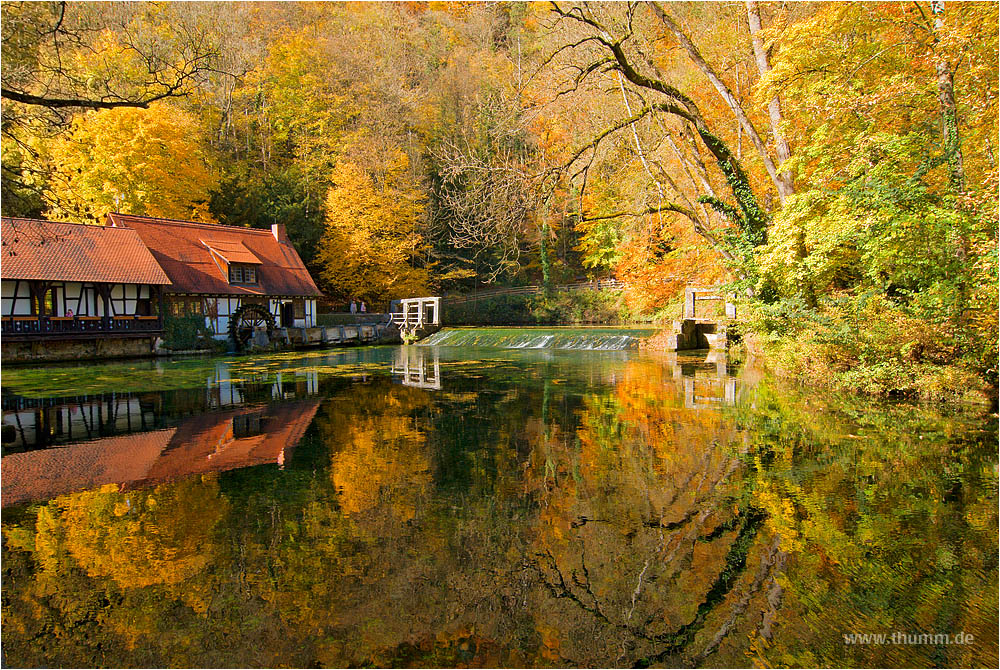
[{"xmin": 390, "ymin": 297, "xmax": 441, "ymax": 333}]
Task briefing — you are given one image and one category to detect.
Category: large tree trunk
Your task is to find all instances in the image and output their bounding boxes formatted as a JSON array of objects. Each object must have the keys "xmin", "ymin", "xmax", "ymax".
[
  {"xmin": 746, "ymin": 2, "xmax": 793, "ymax": 176},
  {"xmin": 929, "ymin": 0, "xmax": 969, "ymax": 332},
  {"xmin": 550, "ymin": 2, "xmax": 770, "ymax": 250},
  {"xmin": 930, "ymin": 0, "xmax": 966, "ymax": 196}
]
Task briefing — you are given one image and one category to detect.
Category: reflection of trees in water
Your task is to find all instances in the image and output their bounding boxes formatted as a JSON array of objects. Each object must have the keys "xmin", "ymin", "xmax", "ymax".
[
  {"xmin": 319, "ymin": 382, "xmax": 434, "ymax": 520},
  {"xmin": 733, "ymin": 384, "xmax": 998, "ymax": 668},
  {"xmin": 1, "ymin": 364, "xmax": 996, "ymax": 667},
  {"xmin": 517, "ymin": 358, "xmax": 778, "ymax": 666}
]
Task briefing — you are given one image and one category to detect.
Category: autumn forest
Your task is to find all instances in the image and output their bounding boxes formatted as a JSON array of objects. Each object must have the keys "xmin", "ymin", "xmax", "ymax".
[
  {"xmin": 1, "ymin": 1, "xmax": 997, "ymax": 398},
  {"xmin": 2, "ymin": 4, "xmax": 999, "ymax": 668}
]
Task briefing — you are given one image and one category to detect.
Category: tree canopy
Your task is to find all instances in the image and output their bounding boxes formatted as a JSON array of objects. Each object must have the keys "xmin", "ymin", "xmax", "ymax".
[{"xmin": 1, "ymin": 0, "xmax": 995, "ymax": 386}]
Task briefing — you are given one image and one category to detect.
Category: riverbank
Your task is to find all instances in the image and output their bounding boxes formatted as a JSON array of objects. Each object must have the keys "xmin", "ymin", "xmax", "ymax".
[
  {"xmin": 639, "ymin": 305, "xmax": 994, "ymax": 403},
  {"xmin": 737, "ymin": 294, "xmax": 996, "ymax": 403},
  {"xmin": 641, "ymin": 330, "xmax": 993, "ymax": 404},
  {"xmin": 1, "ymin": 314, "xmax": 400, "ymax": 364},
  {"xmin": 739, "ymin": 333, "xmax": 993, "ymax": 404}
]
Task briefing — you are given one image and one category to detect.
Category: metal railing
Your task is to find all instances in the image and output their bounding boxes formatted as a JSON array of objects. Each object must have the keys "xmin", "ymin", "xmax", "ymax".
[{"xmin": 1, "ymin": 315, "xmax": 163, "ymax": 337}]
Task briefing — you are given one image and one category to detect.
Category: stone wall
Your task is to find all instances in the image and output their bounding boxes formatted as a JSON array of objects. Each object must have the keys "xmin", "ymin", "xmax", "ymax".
[{"xmin": 2, "ymin": 336, "xmax": 155, "ymax": 363}]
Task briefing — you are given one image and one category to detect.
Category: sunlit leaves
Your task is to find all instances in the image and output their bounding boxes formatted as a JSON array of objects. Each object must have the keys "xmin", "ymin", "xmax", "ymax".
[
  {"xmin": 317, "ymin": 161, "xmax": 431, "ymax": 305},
  {"xmin": 37, "ymin": 104, "xmax": 217, "ymax": 223}
]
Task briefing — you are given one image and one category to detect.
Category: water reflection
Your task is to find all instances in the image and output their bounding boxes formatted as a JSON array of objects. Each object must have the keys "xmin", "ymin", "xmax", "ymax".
[
  {"xmin": 394, "ymin": 345, "xmax": 745, "ymax": 409},
  {"xmin": 0, "ymin": 346, "xmax": 995, "ymax": 668},
  {"xmin": 656, "ymin": 350, "xmax": 741, "ymax": 407},
  {"xmin": 207, "ymin": 361, "xmax": 320, "ymax": 405},
  {"xmin": 1, "ymin": 398, "xmax": 321, "ymax": 507},
  {"xmin": 2, "ymin": 365, "xmax": 320, "ymax": 451},
  {"xmin": 391, "ymin": 346, "xmax": 442, "ymax": 390},
  {"xmin": 2, "ymin": 392, "xmax": 162, "ymax": 451}
]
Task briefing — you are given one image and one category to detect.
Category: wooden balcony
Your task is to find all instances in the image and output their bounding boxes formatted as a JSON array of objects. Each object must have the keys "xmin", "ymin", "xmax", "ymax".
[{"xmin": 1, "ymin": 315, "xmax": 163, "ymax": 340}]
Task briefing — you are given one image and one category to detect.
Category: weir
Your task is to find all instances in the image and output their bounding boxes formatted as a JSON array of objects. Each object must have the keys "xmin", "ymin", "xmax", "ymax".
[
  {"xmin": 661, "ymin": 286, "xmax": 737, "ymax": 351},
  {"xmin": 418, "ymin": 327, "xmax": 655, "ymax": 351}
]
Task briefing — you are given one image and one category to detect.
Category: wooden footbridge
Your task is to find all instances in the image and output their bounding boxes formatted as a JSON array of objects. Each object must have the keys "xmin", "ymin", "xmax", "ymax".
[{"xmin": 390, "ymin": 297, "xmax": 442, "ymax": 341}]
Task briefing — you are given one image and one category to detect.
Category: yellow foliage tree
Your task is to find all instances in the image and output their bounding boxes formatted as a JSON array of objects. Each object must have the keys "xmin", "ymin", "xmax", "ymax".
[
  {"xmin": 39, "ymin": 103, "xmax": 217, "ymax": 223},
  {"xmin": 317, "ymin": 158, "xmax": 430, "ymax": 306},
  {"xmin": 55, "ymin": 480, "xmax": 226, "ymax": 590}
]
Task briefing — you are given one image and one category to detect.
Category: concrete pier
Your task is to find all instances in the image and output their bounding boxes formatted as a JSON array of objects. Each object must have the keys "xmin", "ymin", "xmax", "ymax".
[{"xmin": 662, "ymin": 287, "xmax": 736, "ymax": 352}]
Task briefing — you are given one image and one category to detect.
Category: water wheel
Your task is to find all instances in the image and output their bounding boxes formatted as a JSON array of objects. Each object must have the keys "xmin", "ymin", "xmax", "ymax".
[{"xmin": 229, "ymin": 303, "xmax": 275, "ymax": 350}]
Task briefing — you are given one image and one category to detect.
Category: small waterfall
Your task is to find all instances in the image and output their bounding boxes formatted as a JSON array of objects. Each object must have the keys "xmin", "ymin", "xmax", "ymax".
[{"xmin": 418, "ymin": 328, "xmax": 653, "ymax": 351}]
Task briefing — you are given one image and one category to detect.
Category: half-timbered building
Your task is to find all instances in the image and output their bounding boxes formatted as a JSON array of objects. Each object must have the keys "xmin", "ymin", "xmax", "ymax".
[
  {"xmin": 1, "ymin": 218, "xmax": 171, "ymax": 349},
  {"xmin": 106, "ymin": 213, "xmax": 321, "ymax": 344}
]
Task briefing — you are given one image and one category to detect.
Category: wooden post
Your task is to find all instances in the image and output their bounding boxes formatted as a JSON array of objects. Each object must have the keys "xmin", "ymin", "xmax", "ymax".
[{"xmin": 156, "ymin": 285, "xmax": 166, "ymax": 319}]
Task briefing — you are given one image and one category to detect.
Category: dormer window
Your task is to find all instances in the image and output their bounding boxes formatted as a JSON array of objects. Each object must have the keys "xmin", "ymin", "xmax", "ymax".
[
  {"xmin": 229, "ymin": 264, "xmax": 258, "ymax": 285},
  {"xmin": 202, "ymin": 239, "xmax": 263, "ymax": 286}
]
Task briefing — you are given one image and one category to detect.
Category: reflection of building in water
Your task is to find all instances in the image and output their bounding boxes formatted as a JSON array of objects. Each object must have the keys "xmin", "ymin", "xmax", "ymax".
[
  {"xmin": 661, "ymin": 350, "xmax": 739, "ymax": 409},
  {"xmin": 208, "ymin": 362, "xmax": 319, "ymax": 407},
  {"xmin": 134, "ymin": 398, "xmax": 320, "ymax": 487},
  {"xmin": 2, "ymin": 394, "xmax": 163, "ymax": 451},
  {"xmin": 391, "ymin": 347, "xmax": 441, "ymax": 390},
  {"xmin": 1, "ymin": 398, "xmax": 321, "ymax": 507},
  {"xmin": 2, "ymin": 366, "xmax": 319, "ymax": 451}
]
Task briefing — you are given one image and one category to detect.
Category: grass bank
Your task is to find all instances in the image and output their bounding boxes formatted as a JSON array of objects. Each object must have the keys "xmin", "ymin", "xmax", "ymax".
[{"xmin": 444, "ymin": 289, "xmax": 641, "ymax": 326}]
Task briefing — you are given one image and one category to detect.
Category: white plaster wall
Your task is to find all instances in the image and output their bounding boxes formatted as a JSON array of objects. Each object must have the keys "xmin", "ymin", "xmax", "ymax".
[
  {"xmin": 2, "ymin": 280, "xmax": 32, "ymax": 316},
  {"xmin": 64, "ymin": 282, "xmax": 82, "ymax": 315}
]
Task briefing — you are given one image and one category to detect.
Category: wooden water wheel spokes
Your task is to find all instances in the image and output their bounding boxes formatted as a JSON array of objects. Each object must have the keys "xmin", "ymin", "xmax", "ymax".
[{"xmin": 229, "ymin": 303, "xmax": 275, "ymax": 349}]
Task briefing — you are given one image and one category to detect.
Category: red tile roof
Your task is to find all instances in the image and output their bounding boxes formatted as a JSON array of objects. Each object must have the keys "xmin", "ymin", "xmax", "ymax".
[
  {"xmin": 202, "ymin": 239, "xmax": 262, "ymax": 265},
  {"xmin": 1, "ymin": 429, "xmax": 174, "ymax": 506},
  {"xmin": 1, "ymin": 218, "xmax": 172, "ymax": 285},
  {"xmin": 107, "ymin": 213, "xmax": 321, "ymax": 297}
]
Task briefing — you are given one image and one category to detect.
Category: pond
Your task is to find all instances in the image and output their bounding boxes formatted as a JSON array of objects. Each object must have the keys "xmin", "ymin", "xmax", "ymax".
[{"xmin": 2, "ymin": 329, "xmax": 997, "ymax": 668}]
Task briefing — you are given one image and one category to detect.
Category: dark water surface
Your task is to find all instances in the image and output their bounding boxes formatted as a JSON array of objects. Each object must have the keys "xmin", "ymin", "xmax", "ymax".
[{"xmin": 2, "ymin": 334, "xmax": 997, "ymax": 668}]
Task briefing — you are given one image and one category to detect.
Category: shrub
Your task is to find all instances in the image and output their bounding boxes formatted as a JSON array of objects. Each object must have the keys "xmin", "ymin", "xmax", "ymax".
[
  {"xmin": 748, "ymin": 294, "xmax": 990, "ymax": 402},
  {"xmin": 444, "ymin": 294, "xmax": 535, "ymax": 326},
  {"xmin": 162, "ymin": 314, "xmax": 210, "ymax": 350}
]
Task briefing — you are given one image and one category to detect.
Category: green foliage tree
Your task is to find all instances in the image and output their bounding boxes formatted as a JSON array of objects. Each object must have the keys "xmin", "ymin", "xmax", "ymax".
[{"xmin": 752, "ymin": 1, "xmax": 998, "ymax": 387}]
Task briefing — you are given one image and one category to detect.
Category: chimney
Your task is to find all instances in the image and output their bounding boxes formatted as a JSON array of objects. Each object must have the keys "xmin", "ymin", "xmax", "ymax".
[{"xmin": 272, "ymin": 223, "xmax": 288, "ymax": 243}]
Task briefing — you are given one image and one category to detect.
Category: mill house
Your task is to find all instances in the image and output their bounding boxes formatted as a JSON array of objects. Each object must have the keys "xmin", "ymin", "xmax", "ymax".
[
  {"xmin": 1, "ymin": 214, "xmax": 320, "ymax": 361},
  {"xmin": 106, "ymin": 214, "xmax": 320, "ymax": 343}
]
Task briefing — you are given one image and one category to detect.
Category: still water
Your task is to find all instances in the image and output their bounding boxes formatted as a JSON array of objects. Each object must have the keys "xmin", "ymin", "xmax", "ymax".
[{"xmin": 2, "ymin": 330, "xmax": 997, "ymax": 668}]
